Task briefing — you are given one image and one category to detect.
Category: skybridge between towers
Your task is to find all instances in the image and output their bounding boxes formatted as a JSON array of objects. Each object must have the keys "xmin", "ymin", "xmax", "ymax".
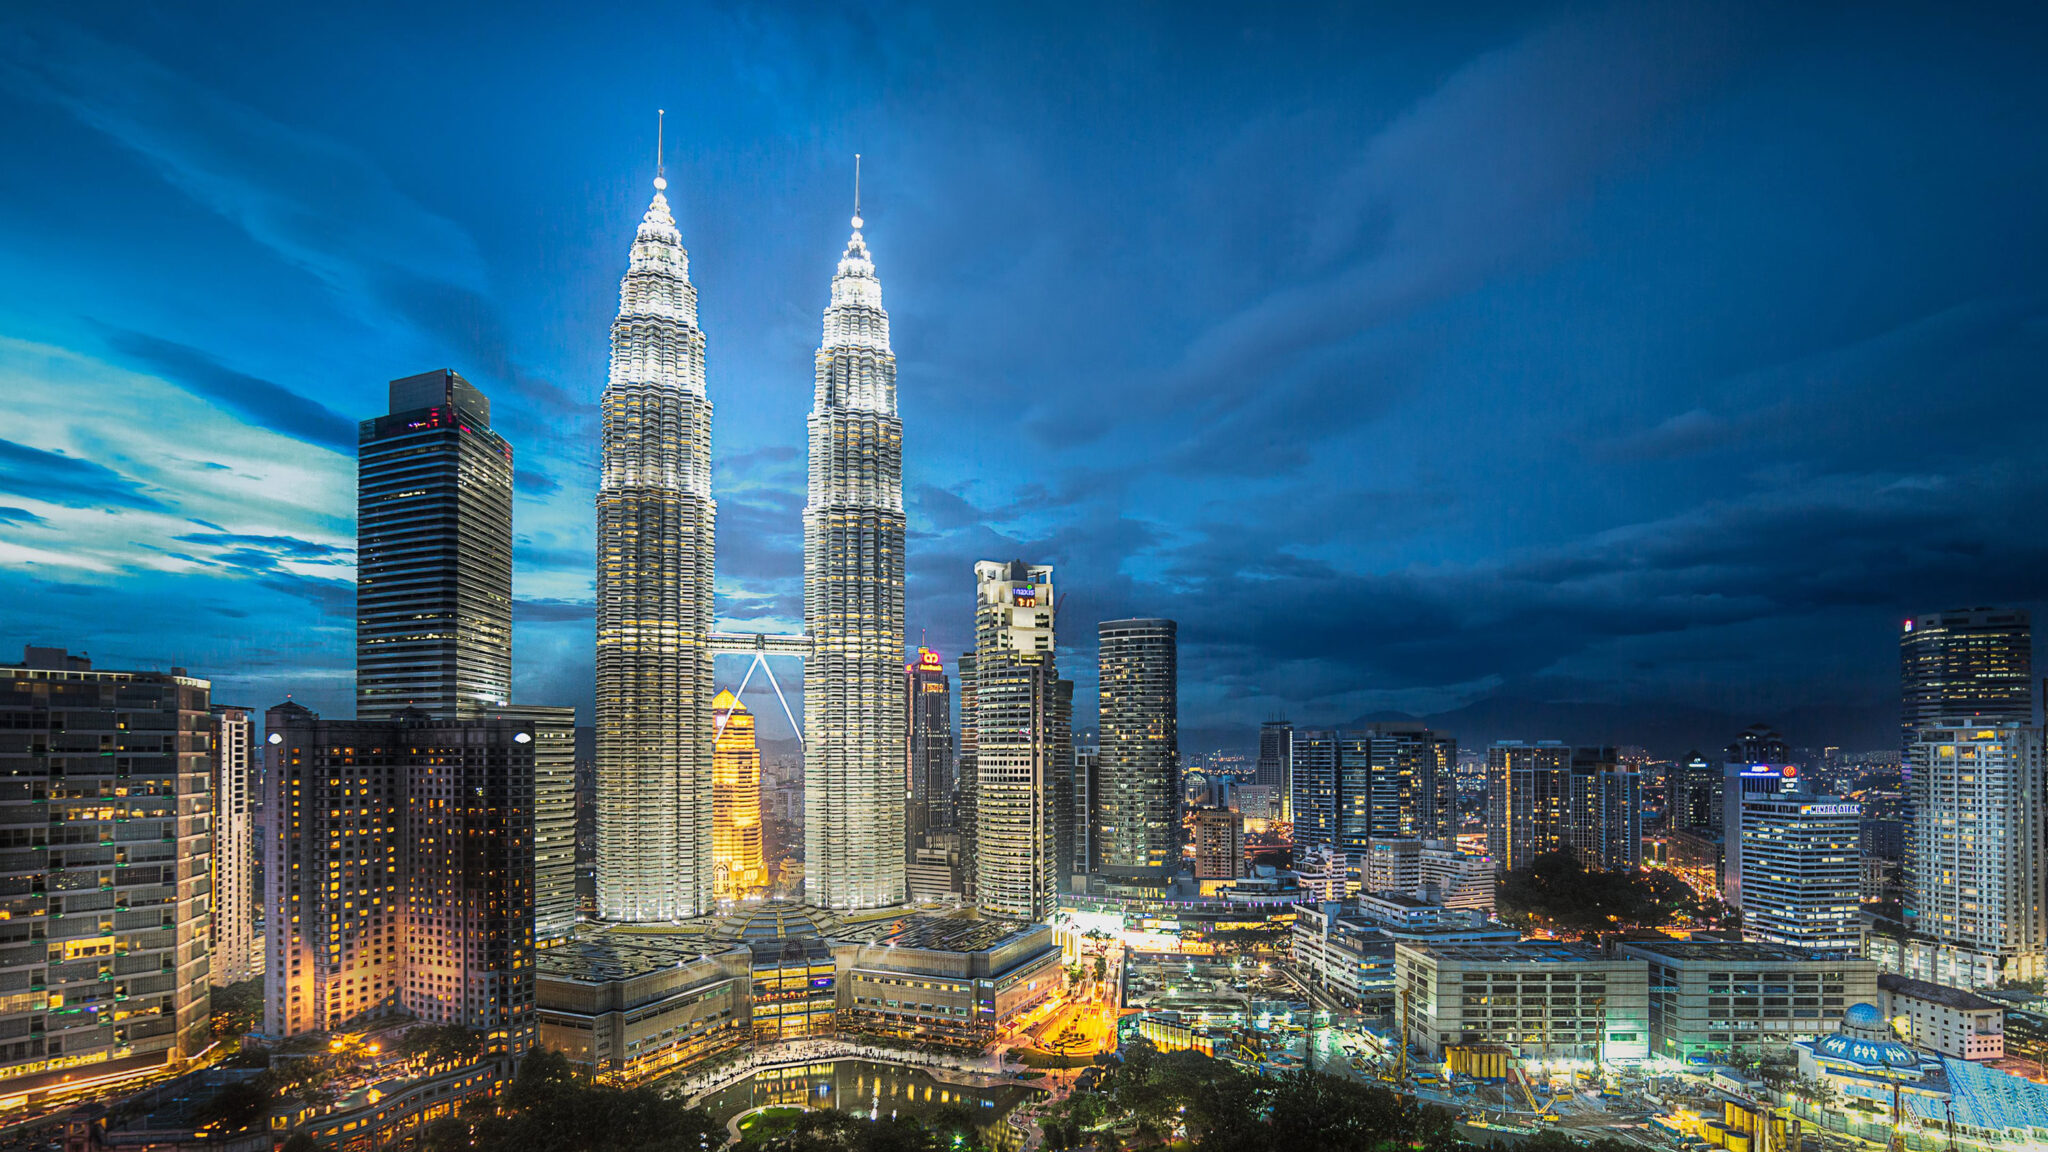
[{"xmin": 710, "ymin": 630, "xmax": 808, "ymax": 738}]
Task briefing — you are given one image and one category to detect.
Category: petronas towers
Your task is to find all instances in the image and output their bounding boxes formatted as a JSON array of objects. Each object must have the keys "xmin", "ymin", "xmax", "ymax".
[
  {"xmin": 803, "ymin": 212, "xmax": 907, "ymax": 911},
  {"xmin": 595, "ymin": 176, "xmax": 717, "ymax": 921},
  {"xmin": 596, "ymin": 167, "xmax": 906, "ymax": 921}
]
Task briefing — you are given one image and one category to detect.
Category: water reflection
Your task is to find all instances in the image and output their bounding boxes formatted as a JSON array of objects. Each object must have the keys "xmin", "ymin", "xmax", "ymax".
[{"xmin": 695, "ymin": 1058, "xmax": 1034, "ymax": 1133}]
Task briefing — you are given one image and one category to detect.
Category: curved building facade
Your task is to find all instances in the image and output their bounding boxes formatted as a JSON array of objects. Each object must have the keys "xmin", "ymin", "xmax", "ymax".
[
  {"xmin": 802, "ymin": 213, "xmax": 907, "ymax": 910},
  {"xmin": 596, "ymin": 179, "xmax": 717, "ymax": 921},
  {"xmin": 1096, "ymin": 618, "xmax": 1178, "ymax": 886},
  {"xmin": 712, "ymin": 690, "xmax": 767, "ymax": 900}
]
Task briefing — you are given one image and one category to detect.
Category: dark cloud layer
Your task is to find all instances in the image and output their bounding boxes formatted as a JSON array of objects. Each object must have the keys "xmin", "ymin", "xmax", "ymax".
[
  {"xmin": 0, "ymin": 438, "xmax": 164, "ymax": 511},
  {"xmin": 100, "ymin": 328, "xmax": 358, "ymax": 454}
]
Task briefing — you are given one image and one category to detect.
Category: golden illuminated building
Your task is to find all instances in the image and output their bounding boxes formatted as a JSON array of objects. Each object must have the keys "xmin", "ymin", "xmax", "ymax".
[{"xmin": 713, "ymin": 691, "xmax": 767, "ymax": 900}]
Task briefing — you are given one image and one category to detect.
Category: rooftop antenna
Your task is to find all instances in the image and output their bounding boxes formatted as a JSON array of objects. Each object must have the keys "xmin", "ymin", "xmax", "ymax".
[
  {"xmin": 654, "ymin": 109, "xmax": 667, "ymax": 190},
  {"xmin": 852, "ymin": 153, "xmax": 862, "ymax": 229}
]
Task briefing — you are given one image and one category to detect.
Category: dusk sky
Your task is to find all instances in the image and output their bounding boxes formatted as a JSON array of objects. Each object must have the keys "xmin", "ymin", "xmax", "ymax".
[{"xmin": 2, "ymin": 3, "xmax": 2044, "ymax": 754}]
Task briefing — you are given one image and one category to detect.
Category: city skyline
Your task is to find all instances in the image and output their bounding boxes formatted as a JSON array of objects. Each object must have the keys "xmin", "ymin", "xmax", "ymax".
[
  {"xmin": 14, "ymin": 8, "xmax": 2048, "ymax": 1149},
  {"xmin": 4, "ymin": 7, "xmax": 2047, "ymax": 753}
]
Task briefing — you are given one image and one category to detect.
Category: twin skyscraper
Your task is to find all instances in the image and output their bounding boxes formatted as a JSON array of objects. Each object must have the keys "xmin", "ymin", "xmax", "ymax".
[{"xmin": 595, "ymin": 167, "xmax": 906, "ymax": 921}]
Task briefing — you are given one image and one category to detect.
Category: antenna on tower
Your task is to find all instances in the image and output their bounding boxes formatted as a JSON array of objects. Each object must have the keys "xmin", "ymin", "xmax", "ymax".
[
  {"xmin": 654, "ymin": 109, "xmax": 667, "ymax": 190},
  {"xmin": 852, "ymin": 153, "xmax": 862, "ymax": 229}
]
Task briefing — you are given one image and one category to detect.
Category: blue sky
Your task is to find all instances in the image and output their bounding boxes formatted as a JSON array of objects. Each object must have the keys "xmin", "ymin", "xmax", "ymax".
[{"xmin": 1, "ymin": 2, "xmax": 2044, "ymax": 752}]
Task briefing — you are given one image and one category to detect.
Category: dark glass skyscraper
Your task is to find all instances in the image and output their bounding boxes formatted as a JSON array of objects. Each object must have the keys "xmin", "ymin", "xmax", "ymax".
[
  {"xmin": 357, "ymin": 369, "xmax": 513, "ymax": 720},
  {"xmin": 905, "ymin": 647, "xmax": 955, "ymax": 843},
  {"xmin": 1900, "ymin": 607, "xmax": 2033, "ymax": 749},
  {"xmin": 1668, "ymin": 752, "xmax": 1725, "ymax": 834},
  {"xmin": 1256, "ymin": 719, "xmax": 1292, "ymax": 820},
  {"xmin": 1096, "ymin": 620, "xmax": 1179, "ymax": 889},
  {"xmin": 1725, "ymin": 723, "xmax": 1790, "ymax": 766}
]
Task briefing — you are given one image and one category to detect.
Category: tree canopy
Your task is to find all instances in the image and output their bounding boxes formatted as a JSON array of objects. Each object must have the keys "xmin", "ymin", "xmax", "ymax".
[
  {"xmin": 747, "ymin": 1106, "xmax": 988, "ymax": 1151},
  {"xmin": 1495, "ymin": 851, "xmax": 1701, "ymax": 940},
  {"xmin": 1043, "ymin": 1044, "xmax": 1654, "ymax": 1152},
  {"xmin": 417, "ymin": 1048, "xmax": 723, "ymax": 1152}
]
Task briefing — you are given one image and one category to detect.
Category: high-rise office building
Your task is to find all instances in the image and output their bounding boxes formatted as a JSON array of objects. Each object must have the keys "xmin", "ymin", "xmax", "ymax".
[
  {"xmin": 1725, "ymin": 724, "xmax": 1791, "ymax": 767},
  {"xmin": 1295, "ymin": 726, "xmax": 1456, "ymax": 856},
  {"xmin": 1489, "ymin": 742, "xmax": 1640, "ymax": 872},
  {"xmin": 803, "ymin": 207, "xmax": 907, "ymax": 913},
  {"xmin": 210, "ymin": 705, "xmax": 259, "ymax": 986},
  {"xmin": 356, "ymin": 369, "xmax": 513, "ymax": 720},
  {"xmin": 1096, "ymin": 619, "xmax": 1179, "ymax": 890},
  {"xmin": 1668, "ymin": 753, "xmax": 1725, "ymax": 834},
  {"xmin": 1292, "ymin": 731, "xmax": 1349, "ymax": 851},
  {"xmin": 1904, "ymin": 723, "xmax": 2046, "ymax": 987},
  {"xmin": 489, "ymin": 706, "xmax": 577, "ymax": 945},
  {"xmin": 1072, "ymin": 745, "xmax": 1100, "ymax": 886},
  {"xmin": 1729, "ymin": 786, "xmax": 1862, "ymax": 952},
  {"xmin": 1567, "ymin": 746, "xmax": 1642, "ymax": 870},
  {"xmin": 1051, "ymin": 677, "xmax": 1075, "ymax": 894},
  {"xmin": 955, "ymin": 650, "xmax": 978, "ymax": 902},
  {"xmin": 264, "ymin": 705, "xmax": 536, "ymax": 1050},
  {"xmin": 711, "ymin": 691, "xmax": 767, "ymax": 901},
  {"xmin": 971, "ymin": 561, "xmax": 1061, "ymax": 921},
  {"xmin": 1192, "ymin": 808, "xmax": 1242, "ymax": 881},
  {"xmin": 1255, "ymin": 719, "xmax": 1293, "ymax": 821},
  {"xmin": 1485, "ymin": 740, "xmax": 1570, "ymax": 868},
  {"xmin": 1901, "ymin": 610, "xmax": 2034, "ymax": 751},
  {"xmin": 0, "ymin": 649, "xmax": 211, "ymax": 1098},
  {"xmin": 906, "ymin": 648, "xmax": 954, "ymax": 843},
  {"xmin": 596, "ymin": 172, "xmax": 717, "ymax": 922}
]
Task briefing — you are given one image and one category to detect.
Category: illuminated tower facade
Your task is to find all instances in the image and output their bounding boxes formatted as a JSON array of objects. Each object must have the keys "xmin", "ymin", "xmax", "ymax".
[
  {"xmin": 1900, "ymin": 608, "xmax": 2033, "ymax": 750},
  {"xmin": 210, "ymin": 705, "xmax": 258, "ymax": 985},
  {"xmin": 712, "ymin": 690, "xmax": 767, "ymax": 900},
  {"xmin": 596, "ymin": 174, "xmax": 717, "ymax": 921},
  {"xmin": 1096, "ymin": 619, "xmax": 1179, "ymax": 889},
  {"xmin": 803, "ymin": 205, "xmax": 907, "ymax": 911},
  {"xmin": 972, "ymin": 560, "xmax": 1061, "ymax": 921}
]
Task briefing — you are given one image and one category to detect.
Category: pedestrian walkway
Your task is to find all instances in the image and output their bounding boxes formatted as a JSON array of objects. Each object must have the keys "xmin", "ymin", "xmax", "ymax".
[{"xmin": 673, "ymin": 1037, "xmax": 1017, "ymax": 1103}]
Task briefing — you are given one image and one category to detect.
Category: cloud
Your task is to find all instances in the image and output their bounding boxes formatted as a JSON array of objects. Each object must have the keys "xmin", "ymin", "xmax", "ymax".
[
  {"xmin": 98, "ymin": 328, "xmax": 357, "ymax": 454},
  {"xmin": 515, "ymin": 598, "xmax": 593, "ymax": 624},
  {"xmin": 512, "ymin": 539, "xmax": 588, "ymax": 572},
  {"xmin": 0, "ymin": 21, "xmax": 585, "ymax": 447},
  {"xmin": 514, "ymin": 468, "xmax": 561, "ymax": 496},
  {"xmin": 0, "ymin": 437, "xmax": 166, "ymax": 511},
  {"xmin": 0, "ymin": 22, "xmax": 484, "ymax": 300},
  {"xmin": 1601, "ymin": 408, "xmax": 1742, "ymax": 462},
  {"xmin": 173, "ymin": 531, "xmax": 351, "ymax": 561}
]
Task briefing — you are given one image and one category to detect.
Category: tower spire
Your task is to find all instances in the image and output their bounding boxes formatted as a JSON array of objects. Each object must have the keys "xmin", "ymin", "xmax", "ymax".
[
  {"xmin": 852, "ymin": 153, "xmax": 862, "ymax": 230},
  {"xmin": 655, "ymin": 109, "xmax": 667, "ymax": 190}
]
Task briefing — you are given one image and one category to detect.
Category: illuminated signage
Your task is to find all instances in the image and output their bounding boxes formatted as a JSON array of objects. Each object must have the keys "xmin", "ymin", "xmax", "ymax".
[{"xmin": 1012, "ymin": 590, "xmax": 1038, "ymax": 607}]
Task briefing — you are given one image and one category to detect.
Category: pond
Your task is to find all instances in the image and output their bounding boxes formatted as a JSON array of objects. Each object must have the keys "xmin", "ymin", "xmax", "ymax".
[{"xmin": 693, "ymin": 1058, "xmax": 1038, "ymax": 1136}]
